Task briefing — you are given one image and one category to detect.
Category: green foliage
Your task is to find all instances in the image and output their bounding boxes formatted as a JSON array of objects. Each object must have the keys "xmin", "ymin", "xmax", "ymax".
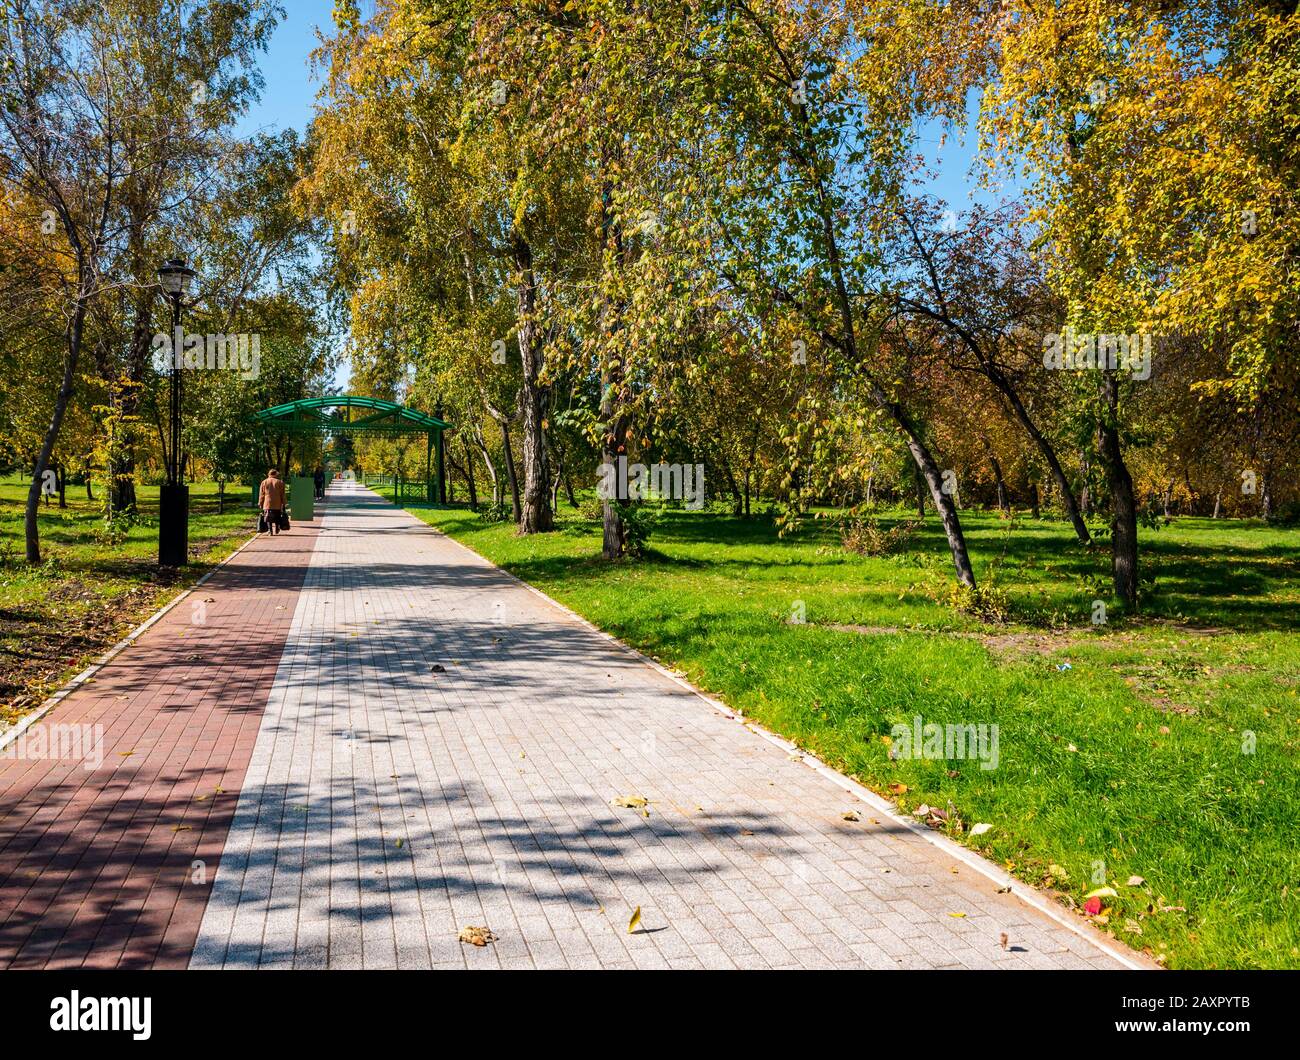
[
  {"xmin": 942, "ymin": 581, "xmax": 1012, "ymax": 624},
  {"xmin": 614, "ymin": 502, "xmax": 658, "ymax": 558},
  {"xmin": 476, "ymin": 498, "xmax": 511, "ymax": 525},
  {"xmin": 92, "ymin": 507, "xmax": 144, "ymax": 549}
]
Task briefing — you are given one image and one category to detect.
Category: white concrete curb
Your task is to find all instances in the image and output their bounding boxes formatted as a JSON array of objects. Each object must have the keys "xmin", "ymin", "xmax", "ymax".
[
  {"xmin": 371, "ymin": 487, "xmax": 1155, "ymax": 972},
  {"xmin": 0, "ymin": 528, "xmax": 262, "ymax": 756}
]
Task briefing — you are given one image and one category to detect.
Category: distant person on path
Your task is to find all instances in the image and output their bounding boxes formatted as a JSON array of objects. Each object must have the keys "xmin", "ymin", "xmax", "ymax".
[
  {"xmin": 258, "ymin": 468, "xmax": 287, "ymax": 536},
  {"xmin": 314, "ymin": 465, "xmax": 325, "ymax": 500}
]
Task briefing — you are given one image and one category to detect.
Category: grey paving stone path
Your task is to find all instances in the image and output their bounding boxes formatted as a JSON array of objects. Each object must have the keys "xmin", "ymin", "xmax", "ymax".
[{"xmin": 190, "ymin": 481, "xmax": 1132, "ymax": 970}]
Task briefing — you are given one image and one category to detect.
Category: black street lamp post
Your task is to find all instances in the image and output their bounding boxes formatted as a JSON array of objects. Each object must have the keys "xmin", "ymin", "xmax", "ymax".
[{"xmin": 157, "ymin": 257, "xmax": 196, "ymax": 567}]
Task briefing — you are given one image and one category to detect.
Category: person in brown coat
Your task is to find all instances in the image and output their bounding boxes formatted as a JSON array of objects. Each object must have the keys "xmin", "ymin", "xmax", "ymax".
[{"xmin": 258, "ymin": 469, "xmax": 287, "ymax": 535}]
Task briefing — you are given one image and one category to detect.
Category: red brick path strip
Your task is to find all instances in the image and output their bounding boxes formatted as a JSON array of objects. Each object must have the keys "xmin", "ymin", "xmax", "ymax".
[{"xmin": 0, "ymin": 513, "xmax": 322, "ymax": 969}]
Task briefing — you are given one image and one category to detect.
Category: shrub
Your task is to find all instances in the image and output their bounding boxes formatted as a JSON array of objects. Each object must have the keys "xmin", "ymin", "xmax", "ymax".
[
  {"xmin": 92, "ymin": 509, "xmax": 141, "ymax": 548},
  {"xmin": 841, "ymin": 515, "xmax": 920, "ymax": 556},
  {"xmin": 616, "ymin": 502, "xmax": 658, "ymax": 557},
  {"xmin": 945, "ymin": 581, "xmax": 1012, "ymax": 623},
  {"xmin": 476, "ymin": 499, "xmax": 511, "ymax": 524}
]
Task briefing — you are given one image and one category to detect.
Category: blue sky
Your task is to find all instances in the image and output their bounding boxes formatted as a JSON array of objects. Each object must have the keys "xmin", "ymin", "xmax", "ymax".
[
  {"xmin": 917, "ymin": 92, "xmax": 1019, "ymax": 213},
  {"xmin": 235, "ymin": 1, "xmax": 339, "ymax": 140}
]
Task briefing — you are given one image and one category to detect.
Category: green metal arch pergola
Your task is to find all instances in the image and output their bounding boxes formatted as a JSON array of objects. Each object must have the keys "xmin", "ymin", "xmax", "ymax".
[{"xmin": 252, "ymin": 396, "xmax": 451, "ymax": 503}]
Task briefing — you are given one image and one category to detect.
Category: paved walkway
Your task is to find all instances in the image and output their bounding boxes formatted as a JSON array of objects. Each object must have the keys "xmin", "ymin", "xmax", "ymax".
[
  {"xmin": 0, "ymin": 512, "xmax": 321, "ymax": 967},
  {"xmin": 182, "ymin": 481, "xmax": 1130, "ymax": 970}
]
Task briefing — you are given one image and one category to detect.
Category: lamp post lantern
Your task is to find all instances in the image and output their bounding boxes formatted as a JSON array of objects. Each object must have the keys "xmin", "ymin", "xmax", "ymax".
[{"xmin": 157, "ymin": 257, "xmax": 195, "ymax": 567}]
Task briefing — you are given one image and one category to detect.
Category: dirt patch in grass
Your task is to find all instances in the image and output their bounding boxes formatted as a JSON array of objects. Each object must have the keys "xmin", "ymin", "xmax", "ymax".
[
  {"xmin": 977, "ymin": 630, "xmax": 1078, "ymax": 658},
  {"xmin": 0, "ymin": 581, "xmax": 171, "ymax": 726},
  {"xmin": 825, "ymin": 621, "xmax": 1077, "ymax": 659},
  {"xmin": 826, "ymin": 622, "xmax": 903, "ymax": 636}
]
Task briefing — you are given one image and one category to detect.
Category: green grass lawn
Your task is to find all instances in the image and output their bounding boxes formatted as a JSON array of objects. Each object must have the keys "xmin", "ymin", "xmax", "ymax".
[
  {"xmin": 0, "ymin": 475, "xmax": 257, "ymax": 725},
  {"xmin": 379, "ymin": 486, "xmax": 1300, "ymax": 970}
]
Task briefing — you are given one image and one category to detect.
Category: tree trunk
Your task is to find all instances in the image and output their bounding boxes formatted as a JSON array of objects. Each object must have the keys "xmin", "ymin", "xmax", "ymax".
[
  {"xmin": 600, "ymin": 406, "xmax": 626, "ymax": 558},
  {"xmin": 550, "ymin": 453, "xmax": 563, "ymax": 512},
  {"xmin": 1212, "ymin": 489, "xmax": 1222, "ymax": 519},
  {"xmin": 598, "ymin": 347, "xmax": 628, "ymax": 553},
  {"xmin": 989, "ymin": 372, "xmax": 1090, "ymax": 543},
  {"xmin": 877, "ymin": 398, "xmax": 974, "ymax": 589},
  {"xmin": 596, "ymin": 170, "xmax": 630, "ymax": 559},
  {"xmin": 547, "ymin": 435, "xmax": 565, "ymax": 513},
  {"xmin": 501, "ymin": 421, "xmax": 521, "ymax": 523},
  {"xmin": 92, "ymin": 375, "xmax": 137, "ymax": 516},
  {"xmin": 600, "ymin": 357, "xmax": 630, "ymax": 556},
  {"xmin": 27, "ymin": 298, "xmax": 87, "ymax": 563},
  {"xmin": 1030, "ymin": 482, "xmax": 1041, "ymax": 519},
  {"xmin": 781, "ymin": 75, "xmax": 973, "ymax": 586},
  {"xmin": 915, "ymin": 466, "xmax": 926, "ymax": 518},
  {"xmin": 56, "ymin": 464, "xmax": 66, "ymax": 509},
  {"xmin": 601, "ymin": 494, "xmax": 624, "ymax": 558},
  {"xmin": 718, "ymin": 454, "xmax": 743, "ymax": 516},
  {"xmin": 1098, "ymin": 373, "xmax": 1138, "ymax": 607},
  {"xmin": 744, "ymin": 422, "xmax": 760, "ymax": 516},
  {"xmin": 473, "ymin": 428, "xmax": 498, "ymax": 506},
  {"xmin": 983, "ymin": 438, "xmax": 1008, "ymax": 513},
  {"xmin": 218, "ymin": 480, "xmax": 225, "ymax": 514},
  {"xmin": 563, "ymin": 466, "xmax": 577, "ymax": 508},
  {"xmin": 511, "ymin": 232, "xmax": 553, "ymax": 534},
  {"xmin": 907, "ymin": 433, "xmax": 975, "ymax": 587},
  {"xmin": 461, "ymin": 436, "xmax": 479, "ymax": 510}
]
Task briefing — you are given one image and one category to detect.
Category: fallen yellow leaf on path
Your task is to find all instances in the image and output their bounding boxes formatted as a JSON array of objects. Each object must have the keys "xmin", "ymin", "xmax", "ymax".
[{"xmin": 458, "ymin": 926, "xmax": 497, "ymax": 947}]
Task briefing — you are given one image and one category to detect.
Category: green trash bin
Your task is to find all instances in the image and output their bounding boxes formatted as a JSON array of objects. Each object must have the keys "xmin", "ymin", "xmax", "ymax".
[{"xmin": 290, "ymin": 476, "xmax": 314, "ymax": 522}]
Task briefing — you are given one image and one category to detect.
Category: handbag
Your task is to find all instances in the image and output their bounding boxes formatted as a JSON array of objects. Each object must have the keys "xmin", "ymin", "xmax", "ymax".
[
  {"xmin": 278, "ymin": 510, "xmax": 291, "ymax": 531},
  {"xmin": 257, "ymin": 512, "xmax": 268, "ymax": 533}
]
